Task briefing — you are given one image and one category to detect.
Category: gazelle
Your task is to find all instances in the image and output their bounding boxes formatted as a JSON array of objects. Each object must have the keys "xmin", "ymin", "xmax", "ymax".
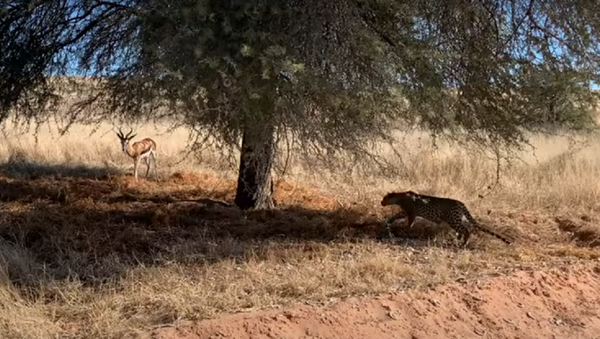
[{"xmin": 116, "ymin": 127, "xmax": 158, "ymax": 181}]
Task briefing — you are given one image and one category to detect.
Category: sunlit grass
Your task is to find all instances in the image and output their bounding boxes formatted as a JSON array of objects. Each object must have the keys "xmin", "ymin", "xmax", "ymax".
[{"xmin": 0, "ymin": 118, "xmax": 599, "ymax": 338}]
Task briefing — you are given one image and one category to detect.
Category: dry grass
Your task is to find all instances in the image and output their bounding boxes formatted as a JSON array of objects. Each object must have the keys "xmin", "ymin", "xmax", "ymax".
[{"xmin": 1, "ymin": 119, "xmax": 600, "ymax": 338}]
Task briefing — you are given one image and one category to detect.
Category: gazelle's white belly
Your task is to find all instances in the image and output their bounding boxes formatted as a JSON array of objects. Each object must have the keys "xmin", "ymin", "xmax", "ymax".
[{"xmin": 140, "ymin": 149, "xmax": 153, "ymax": 158}]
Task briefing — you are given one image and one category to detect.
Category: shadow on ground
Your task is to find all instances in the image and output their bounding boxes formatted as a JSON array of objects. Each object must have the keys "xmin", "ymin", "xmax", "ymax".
[
  {"xmin": 0, "ymin": 170, "xmax": 396, "ymax": 290},
  {"xmin": 0, "ymin": 167, "xmax": 574, "ymax": 295},
  {"xmin": 0, "ymin": 158, "xmax": 122, "ymax": 180}
]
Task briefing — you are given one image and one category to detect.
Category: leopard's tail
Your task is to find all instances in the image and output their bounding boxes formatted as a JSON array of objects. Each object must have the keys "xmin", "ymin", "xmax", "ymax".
[
  {"xmin": 476, "ymin": 225, "xmax": 512, "ymax": 244},
  {"xmin": 466, "ymin": 214, "xmax": 512, "ymax": 245}
]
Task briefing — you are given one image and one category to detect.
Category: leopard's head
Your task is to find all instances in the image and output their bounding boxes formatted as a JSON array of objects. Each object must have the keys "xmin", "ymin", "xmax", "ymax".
[{"xmin": 381, "ymin": 190, "xmax": 418, "ymax": 206}]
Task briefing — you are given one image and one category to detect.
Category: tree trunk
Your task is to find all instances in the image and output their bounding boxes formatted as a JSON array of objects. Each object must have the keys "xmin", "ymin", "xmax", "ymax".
[{"xmin": 234, "ymin": 121, "xmax": 275, "ymax": 210}]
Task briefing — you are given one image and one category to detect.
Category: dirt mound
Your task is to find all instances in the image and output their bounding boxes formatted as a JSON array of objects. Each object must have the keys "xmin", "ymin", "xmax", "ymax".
[{"xmin": 149, "ymin": 264, "xmax": 600, "ymax": 339}]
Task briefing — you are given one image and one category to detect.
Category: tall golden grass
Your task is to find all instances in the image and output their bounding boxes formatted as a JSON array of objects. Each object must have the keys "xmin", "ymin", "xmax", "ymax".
[
  {"xmin": 0, "ymin": 119, "xmax": 599, "ymax": 338},
  {"xmin": 3, "ymin": 119, "xmax": 600, "ymax": 208}
]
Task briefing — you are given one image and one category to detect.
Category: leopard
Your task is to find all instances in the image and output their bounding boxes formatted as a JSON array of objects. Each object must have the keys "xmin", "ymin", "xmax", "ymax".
[{"xmin": 380, "ymin": 190, "xmax": 512, "ymax": 246}]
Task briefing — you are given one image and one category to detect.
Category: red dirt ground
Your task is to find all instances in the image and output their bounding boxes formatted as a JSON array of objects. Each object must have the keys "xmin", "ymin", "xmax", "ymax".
[{"xmin": 148, "ymin": 263, "xmax": 600, "ymax": 339}]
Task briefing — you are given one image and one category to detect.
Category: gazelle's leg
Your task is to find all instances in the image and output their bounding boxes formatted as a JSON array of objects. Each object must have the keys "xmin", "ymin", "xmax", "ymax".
[
  {"xmin": 134, "ymin": 157, "xmax": 141, "ymax": 180},
  {"xmin": 145, "ymin": 156, "xmax": 151, "ymax": 178},
  {"xmin": 151, "ymin": 150, "xmax": 157, "ymax": 176}
]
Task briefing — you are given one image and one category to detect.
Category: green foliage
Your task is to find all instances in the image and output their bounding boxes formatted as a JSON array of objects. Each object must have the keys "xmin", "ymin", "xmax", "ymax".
[{"xmin": 1, "ymin": 0, "xmax": 600, "ymax": 160}]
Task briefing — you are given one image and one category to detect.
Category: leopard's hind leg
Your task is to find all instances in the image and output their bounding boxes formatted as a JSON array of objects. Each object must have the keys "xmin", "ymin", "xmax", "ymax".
[{"xmin": 448, "ymin": 219, "xmax": 471, "ymax": 247}]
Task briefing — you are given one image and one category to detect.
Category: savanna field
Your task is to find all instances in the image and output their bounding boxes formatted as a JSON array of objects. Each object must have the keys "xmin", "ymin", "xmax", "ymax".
[{"xmin": 1, "ymin": 117, "xmax": 600, "ymax": 338}]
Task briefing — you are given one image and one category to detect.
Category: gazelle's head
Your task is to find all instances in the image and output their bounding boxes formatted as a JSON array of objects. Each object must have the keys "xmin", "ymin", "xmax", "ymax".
[
  {"xmin": 381, "ymin": 191, "xmax": 418, "ymax": 206},
  {"xmin": 116, "ymin": 127, "xmax": 137, "ymax": 152}
]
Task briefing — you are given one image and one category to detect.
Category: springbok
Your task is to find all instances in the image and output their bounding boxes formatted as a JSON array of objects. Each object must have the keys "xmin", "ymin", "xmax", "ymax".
[{"xmin": 116, "ymin": 127, "xmax": 158, "ymax": 181}]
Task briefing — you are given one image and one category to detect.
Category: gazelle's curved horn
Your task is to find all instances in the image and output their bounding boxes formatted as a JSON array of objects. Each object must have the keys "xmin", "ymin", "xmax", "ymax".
[
  {"xmin": 125, "ymin": 128, "xmax": 134, "ymax": 139},
  {"xmin": 117, "ymin": 127, "xmax": 124, "ymax": 139}
]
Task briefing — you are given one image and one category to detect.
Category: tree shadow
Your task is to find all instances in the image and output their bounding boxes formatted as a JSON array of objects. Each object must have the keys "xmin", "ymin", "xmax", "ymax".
[
  {"xmin": 0, "ymin": 161, "xmax": 124, "ymax": 204},
  {"xmin": 0, "ymin": 159, "xmax": 121, "ymax": 180},
  {"xmin": 0, "ymin": 174, "xmax": 455, "ymax": 296}
]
